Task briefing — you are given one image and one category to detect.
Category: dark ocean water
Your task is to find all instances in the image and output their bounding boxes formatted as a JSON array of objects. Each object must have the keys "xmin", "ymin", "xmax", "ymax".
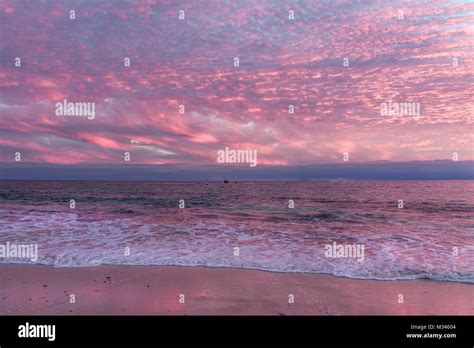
[{"xmin": 0, "ymin": 180, "xmax": 473, "ymax": 283}]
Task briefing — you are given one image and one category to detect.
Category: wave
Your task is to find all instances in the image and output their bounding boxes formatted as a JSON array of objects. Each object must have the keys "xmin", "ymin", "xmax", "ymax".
[
  {"xmin": 2, "ymin": 257, "xmax": 472, "ymax": 284},
  {"xmin": 1, "ymin": 180, "xmax": 473, "ymax": 284}
]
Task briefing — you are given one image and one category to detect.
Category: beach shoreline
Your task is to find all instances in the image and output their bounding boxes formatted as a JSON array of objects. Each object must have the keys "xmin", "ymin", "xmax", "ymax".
[{"xmin": 1, "ymin": 264, "xmax": 472, "ymax": 315}]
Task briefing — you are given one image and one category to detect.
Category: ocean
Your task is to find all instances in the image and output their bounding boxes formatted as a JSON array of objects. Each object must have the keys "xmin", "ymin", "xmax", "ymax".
[{"xmin": 0, "ymin": 180, "xmax": 473, "ymax": 283}]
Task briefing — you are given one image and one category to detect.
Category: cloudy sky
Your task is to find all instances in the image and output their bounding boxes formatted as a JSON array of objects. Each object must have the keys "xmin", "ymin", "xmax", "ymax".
[{"xmin": 0, "ymin": 0, "xmax": 473, "ymax": 168}]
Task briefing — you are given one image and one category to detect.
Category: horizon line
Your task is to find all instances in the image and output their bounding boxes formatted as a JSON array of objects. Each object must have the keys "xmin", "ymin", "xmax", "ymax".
[{"xmin": 1, "ymin": 160, "xmax": 472, "ymax": 181}]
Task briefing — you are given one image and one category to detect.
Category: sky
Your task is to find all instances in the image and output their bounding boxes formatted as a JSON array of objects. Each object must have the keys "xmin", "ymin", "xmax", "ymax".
[{"xmin": 0, "ymin": 0, "xmax": 473, "ymax": 175}]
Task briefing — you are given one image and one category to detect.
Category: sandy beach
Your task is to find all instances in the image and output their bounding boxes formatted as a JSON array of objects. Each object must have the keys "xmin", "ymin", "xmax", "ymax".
[{"xmin": 0, "ymin": 264, "xmax": 472, "ymax": 315}]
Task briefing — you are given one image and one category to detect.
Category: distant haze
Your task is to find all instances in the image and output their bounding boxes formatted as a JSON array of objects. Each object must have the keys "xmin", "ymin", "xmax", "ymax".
[{"xmin": 0, "ymin": 161, "xmax": 472, "ymax": 181}]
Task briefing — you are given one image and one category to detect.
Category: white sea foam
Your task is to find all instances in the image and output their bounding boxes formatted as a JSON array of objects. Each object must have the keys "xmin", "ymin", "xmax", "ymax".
[{"xmin": 0, "ymin": 209, "xmax": 472, "ymax": 283}]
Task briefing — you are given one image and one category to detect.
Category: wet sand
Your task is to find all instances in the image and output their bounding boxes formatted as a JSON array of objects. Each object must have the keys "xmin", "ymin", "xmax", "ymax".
[{"xmin": 0, "ymin": 264, "xmax": 472, "ymax": 315}]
